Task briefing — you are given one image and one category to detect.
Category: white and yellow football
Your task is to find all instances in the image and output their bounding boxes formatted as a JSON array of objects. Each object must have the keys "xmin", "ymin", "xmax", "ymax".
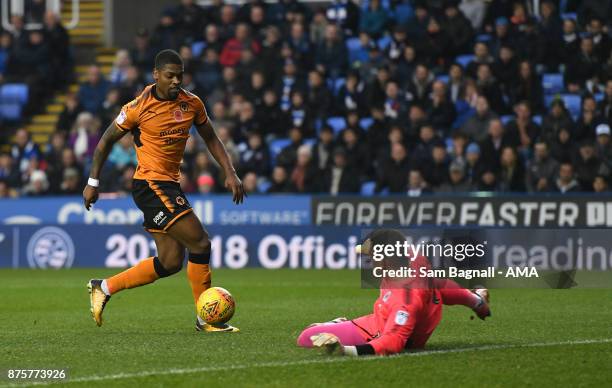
[{"xmin": 196, "ymin": 287, "xmax": 236, "ymax": 324}]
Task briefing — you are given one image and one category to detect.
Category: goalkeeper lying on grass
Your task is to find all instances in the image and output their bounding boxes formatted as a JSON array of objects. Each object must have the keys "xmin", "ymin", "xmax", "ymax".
[{"xmin": 297, "ymin": 229, "xmax": 491, "ymax": 356}]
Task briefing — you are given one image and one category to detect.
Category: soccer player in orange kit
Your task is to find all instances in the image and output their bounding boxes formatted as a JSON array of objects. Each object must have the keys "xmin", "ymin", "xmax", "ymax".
[{"xmin": 84, "ymin": 49, "xmax": 245, "ymax": 332}]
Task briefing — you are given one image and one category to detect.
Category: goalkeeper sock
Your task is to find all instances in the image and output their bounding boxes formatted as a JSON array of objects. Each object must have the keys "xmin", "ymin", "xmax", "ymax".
[
  {"xmin": 106, "ymin": 257, "xmax": 169, "ymax": 295},
  {"xmin": 187, "ymin": 252, "xmax": 211, "ymax": 305}
]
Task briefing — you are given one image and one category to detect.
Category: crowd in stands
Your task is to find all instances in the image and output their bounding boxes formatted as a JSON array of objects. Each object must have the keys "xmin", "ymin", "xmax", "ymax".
[{"xmin": 2, "ymin": 0, "xmax": 612, "ymax": 198}]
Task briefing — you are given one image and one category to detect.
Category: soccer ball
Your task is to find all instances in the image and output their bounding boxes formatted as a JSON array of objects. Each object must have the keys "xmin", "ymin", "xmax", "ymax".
[{"xmin": 197, "ymin": 287, "xmax": 236, "ymax": 324}]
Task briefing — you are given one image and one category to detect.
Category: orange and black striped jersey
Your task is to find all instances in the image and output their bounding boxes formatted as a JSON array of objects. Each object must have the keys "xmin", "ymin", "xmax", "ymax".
[{"xmin": 115, "ymin": 84, "xmax": 209, "ymax": 182}]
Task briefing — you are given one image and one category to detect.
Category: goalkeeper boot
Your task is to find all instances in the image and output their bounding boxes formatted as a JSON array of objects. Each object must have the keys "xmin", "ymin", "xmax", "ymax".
[
  {"xmin": 471, "ymin": 287, "xmax": 491, "ymax": 320},
  {"xmin": 195, "ymin": 316, "xmax": 240, "ymax": 333},
  {"xmin": 87, "ymin": 279, "xmax": 110, "ymax": 327}
]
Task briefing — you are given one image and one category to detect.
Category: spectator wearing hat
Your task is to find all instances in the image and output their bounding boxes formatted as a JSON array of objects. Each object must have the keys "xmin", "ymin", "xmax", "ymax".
[
  {"xmin": 465, "ymin": 142, "xmax": 485, "ymax": 186},
  {"xmin": 442, "ymin": 1, "xmax": 474, "ymax": 58},
  {"xmin": 438, "ymin": 160, "xmax": 473, "ymax": 193},
  {"xmin": 196, "ymin": 173, "xmax": 215, "ymax": 194},
  {"xmin": 574, "ymin": 141, "xmax": 603, "ymax": 191},
  {"xmin": 22, "ymin": 169, "xmax": 49, "ymax": 196},
  {"xmin": 541, "ymin": 99, "xmax": 574, "ymax": 144},
  {"xmin": 526, "ymin": 141, "xmax": 559, "ymax": 192},
  {"xmin": 595, "ymin": 123, "xmax": 612, "ymax": 168}
]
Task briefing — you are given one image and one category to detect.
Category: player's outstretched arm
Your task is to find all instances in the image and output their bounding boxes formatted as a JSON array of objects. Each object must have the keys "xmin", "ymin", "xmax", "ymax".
[
  {"xmin": 83, "ymin": 123, "xmax": 128, "ymax": 210},
  {"xmin": 196, "ymin": 120, "xmax": 245, "ymax": 204}
]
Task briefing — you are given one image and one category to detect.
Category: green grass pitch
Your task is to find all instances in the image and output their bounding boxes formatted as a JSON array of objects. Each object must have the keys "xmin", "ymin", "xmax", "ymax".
[{"xmin": 1, "ymin": 269, "xmax": 611, "ymax": 387}]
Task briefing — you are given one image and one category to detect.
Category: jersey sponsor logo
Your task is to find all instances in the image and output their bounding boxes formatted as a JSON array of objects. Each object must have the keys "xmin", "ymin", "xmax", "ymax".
[
  {"xmin": 116, "ymin": 110, "xmax": 127, "ymax": 125},
  {"xmin": 153, "ymin": 211, "xmax": 167, "ymax": 226},
  {"xmin": 180, "ymin": 102, "xmax": 189, "ymax": 112},
  {"xmin": 395, "ymin": 310, "xmax": 409, "ymax": 326},
  {"xmin": 173, "ymin": 109, "xmax": 183, "ymax": 121},
  {"xmin": 27, "ymin": 226, "xmax": 75, "ymax": 269},
  {"xmin": 176, "ymin": 196, "xmax": 185, "ymax": 206}
]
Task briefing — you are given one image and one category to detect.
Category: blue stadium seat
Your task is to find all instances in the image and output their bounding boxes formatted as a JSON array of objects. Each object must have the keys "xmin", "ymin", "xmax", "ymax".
[
  {"xmin": 327, "ymin": 117, "xmax": 347, "ymax": 134},
  {"xmin": 476, "ymin": 34, "xmax": 492, "ymax": 42},
  {"xmin": 456, "ymin": 55, "xmax": 475, "ymax": 68},
  {"xmin": 333, "ymin": 78, "xmax": 346, "ymax": 95},
  {"xmin": 346, "ymin": 37, "xmax": 361, "ymax": 51},
  {"xmin": 561, "ymin": 12, "xmax": 577, "ymax": 20},
  {"xmin": 360, "ymin": 117, "xmax": 374, "ymax": 129},
  {"xmin": 257, "ymin": 179, "xmax": 271, "ymax": 193},
  {"xmin": 532, "ymin": 115, "xmax": 542, "ymax": 126},
  {"xmin": 269, "ymin": 138, "xmax": 292, "ymax": 164},
  {"xmin": 191, "ymin": 41, "xmax": 206, "ymax": 57},
  {"xmin": 594, "ymin": 93, "xmax": 604, "ymax": 102},
  {"xmin": 0, "ymin": 103, "xmax": 22, "ymax": 120},
  {"xmin": 377, "ymin": 35, "xmax": 392, "ymax": 51},
  {"xmin": 0, "ymin": 84, "xmax": 28, "ymax": 104},
  {"xmin": 436, "ymin": 74, "xmax": 450, "ymax": 84},
  {"xmin": 500, "ymin": 115, "xmax": 515, "ymax": 125},
  {"xmin": 303, "ymin": 138, "xmax": 317, "ymax": 147},
  {"xmin": 392, "ymin": 4, "xmax": 414, "ymax": 24},
  {"xmin": 360, "ymin": 181, "xmax": 376, "ymax": 196},
  {"xmin": 542, "ymin": 73, "xmax": 564, "ymax": 95}
]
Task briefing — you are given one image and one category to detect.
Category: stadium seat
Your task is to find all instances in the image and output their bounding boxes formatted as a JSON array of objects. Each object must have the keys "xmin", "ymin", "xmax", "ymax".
[
  {"xmin": 500, "ymin": 115, "xmax": 515, "ymax": 125},
  {"xmin": 346, "ymin": 37, "xmax": 361, "ymax": 52},
  {"xmin": 333, "ymin": 78, "xmax": 346, "ymax": 95},
  {"xmin": 542, "ymin": 73, "xmax": 564, "ymax": 95},
  {"xmin": 191, "ymin": 41, "xmax": 206, "ymax": 57},
  {"xmin": 392, "ymin": 4, "xmax": 414, "ymax": 24},
  {"xmin": 304, "ymin": 138, "xmax": 317, "ymax": 147},
  {"xmin": 269, "ymin": 138, "xmax": 292, "ymax": 164},
  {"xmin": 327, "ymin": 117, "xmax": 347, "ymax": 134},
  {"xmin": 561, "ymin": 12, "xmax": 577, "ymax": 20},
  {"xmin": 360, "ymin": 181, "xmax": 376, "ymax": 196},
  {"xmin": 0, "ymin": 84, "xmax": 28, "ymax": 104},
  {"xmin": 359, "ymin": 117, "xmax": 374, "ymax": 129},
  {"xmin": 532, "ymin": 115, "xmax": 542, "ymax": 126},
  {"xmin": 257, "ymin": 179, "xmax": 271, "ymax": 193},
  {"xmin": 456, "ymin": 55, "xmax": 475, "ymax": 68},
  {"xmin": 476, "ymin": 34, "xmax": 492, "ymax": 42},
  {"xmin": 377, "ymin": 35, "xmax": 392, "ymax": 51},
  {"xmin": 0, "ymin": 103, "xmax": 22, "ymax": 120},
  {"xmin": 436, "ymin": 74, "xmax": 450, "ymax": 84},
  {"xmin": 594, "ymin": 93, "xmax": 604, "ymax": 102}
]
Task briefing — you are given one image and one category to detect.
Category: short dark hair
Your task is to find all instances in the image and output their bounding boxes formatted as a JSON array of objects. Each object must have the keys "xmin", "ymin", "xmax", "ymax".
[{"xmin": 154, "ymin": 49, "xmax": 183, "ymax": 70}]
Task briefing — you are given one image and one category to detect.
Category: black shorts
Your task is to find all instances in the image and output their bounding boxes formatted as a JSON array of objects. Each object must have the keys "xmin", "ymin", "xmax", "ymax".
[{"xmin": 132, "ymin": 179, "xmax": 193, "ymax": 233}]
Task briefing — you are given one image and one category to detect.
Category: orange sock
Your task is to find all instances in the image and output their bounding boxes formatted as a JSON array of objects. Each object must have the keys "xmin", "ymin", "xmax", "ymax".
[
  {"xmin": 187, "ymin": 261, "xmax": 211, "ymax": 305},
  {"xmin": 107, "ymin": 257, "xmax": 160, "ymax": 295}
]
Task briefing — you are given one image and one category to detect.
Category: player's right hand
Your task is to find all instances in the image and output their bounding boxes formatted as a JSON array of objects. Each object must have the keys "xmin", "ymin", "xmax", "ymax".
[{"xmin": 83, "ymin": 185, "xmax": 99, "ymax": 210}]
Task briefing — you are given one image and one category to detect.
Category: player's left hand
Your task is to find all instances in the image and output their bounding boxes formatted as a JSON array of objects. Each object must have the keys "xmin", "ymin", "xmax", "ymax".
[{"xmin": 225, "ymin": 173, "xmax": 246, "ymax": 204}]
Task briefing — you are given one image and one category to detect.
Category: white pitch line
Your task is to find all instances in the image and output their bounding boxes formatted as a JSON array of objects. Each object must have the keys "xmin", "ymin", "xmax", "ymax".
[{"xmin": 3, "ymin": 338, "xmax": 611, "ymax": 387}]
